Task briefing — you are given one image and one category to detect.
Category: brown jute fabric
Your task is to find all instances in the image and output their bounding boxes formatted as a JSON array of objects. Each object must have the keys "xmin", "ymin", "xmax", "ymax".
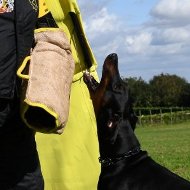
[{"xmin": 18, "ymin": 29, "xmax": 75, "ymax": 134}]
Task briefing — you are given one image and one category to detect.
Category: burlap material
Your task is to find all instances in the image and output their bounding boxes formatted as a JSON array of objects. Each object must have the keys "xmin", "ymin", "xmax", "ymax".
[{"xmin": 18, "ymin": 29, "xmax": 75, "ymax": 134}]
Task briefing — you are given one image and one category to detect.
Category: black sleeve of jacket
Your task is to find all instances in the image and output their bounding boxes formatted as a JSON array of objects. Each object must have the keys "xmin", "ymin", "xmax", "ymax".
[
  {"xmin": 0, "ymin": 12, "xmax": 16, "ymax": 99},
  {"xmin": 0, "ymin": 0, "xmax": 38, "ymax": 128},
  {"xmin": 15, "ymin": 0, "xmax": 38, "ymax": 71}
]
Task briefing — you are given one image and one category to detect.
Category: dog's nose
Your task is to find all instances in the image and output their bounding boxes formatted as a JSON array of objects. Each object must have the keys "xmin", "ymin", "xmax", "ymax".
[{"xmin": 108, "ymin": 53, "xmax": 118, "ymax": 60}]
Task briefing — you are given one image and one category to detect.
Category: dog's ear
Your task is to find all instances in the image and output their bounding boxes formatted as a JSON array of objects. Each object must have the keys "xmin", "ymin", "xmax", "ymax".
[
  {"xmin": 126, "ymin": 89, "xmax": 138, "ymax": 131},
  {"xmin": 129, "ymin": 113, "xmax": 138, "ymax": 131}
]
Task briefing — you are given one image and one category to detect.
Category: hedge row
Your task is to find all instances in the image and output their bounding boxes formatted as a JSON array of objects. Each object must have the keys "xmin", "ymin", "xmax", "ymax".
[{"xmin": 134, "ymin": 108, "xmax": 190, "ymax": 126}]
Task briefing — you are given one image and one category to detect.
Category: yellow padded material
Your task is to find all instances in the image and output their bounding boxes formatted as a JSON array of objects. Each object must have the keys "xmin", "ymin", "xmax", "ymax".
[{"xmin": 36, "ymin": 0, "xmax": 100, "ymax": 189}]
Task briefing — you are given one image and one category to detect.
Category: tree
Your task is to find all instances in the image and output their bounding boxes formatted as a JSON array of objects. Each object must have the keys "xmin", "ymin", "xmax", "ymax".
[
  {"xmin": 149, "ymin": 73, "xmax": 188, "ymax": 107},
  {"xmin": 124, "ymin": 77, "xmax": 151, "ymax": 107},
  {"xmin": 180, "ymin": 83, "xmax": 190, "ymax": 107}
]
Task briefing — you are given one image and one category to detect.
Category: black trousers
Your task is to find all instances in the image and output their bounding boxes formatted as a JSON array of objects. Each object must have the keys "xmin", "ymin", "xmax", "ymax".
[
  {"xmin": 0, "ymin": 99, "xmax": 44, "ymax": 190},
  {"xmin": 0, "ymin": 3, "xmax": 43, "ymax": 189},
  {"xmin": 0, "ymin": 152, "xmax": 44, "ymax": 190}
]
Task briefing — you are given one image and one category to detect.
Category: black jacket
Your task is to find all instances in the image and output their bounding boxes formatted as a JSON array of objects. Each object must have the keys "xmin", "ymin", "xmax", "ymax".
[
  {"xmin": 0, "ymin": 0, "xmax": 38, "ymax": 157},
  {"xmin": 0, "ymin": 1, "xmax": 41, "ymax": 187},
  {"xmin": 0, "ymin": 0, "xmax": 38, "ymax": 99}
]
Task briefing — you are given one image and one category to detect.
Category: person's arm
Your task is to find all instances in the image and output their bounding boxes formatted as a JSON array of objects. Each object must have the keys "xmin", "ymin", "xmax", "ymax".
[
  {"xmin": 0, "ymin": 9, "xmax": 16, "ymax": 128},
  {"xmin": 0, "ymin": 12, "xmax": 16, "ymax": 100}
]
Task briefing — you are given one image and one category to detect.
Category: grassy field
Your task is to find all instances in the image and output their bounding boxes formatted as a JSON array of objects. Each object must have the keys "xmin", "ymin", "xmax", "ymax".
[{"xmin": 135, "ymin": 121, "xmax": 190, "ymax": 181}]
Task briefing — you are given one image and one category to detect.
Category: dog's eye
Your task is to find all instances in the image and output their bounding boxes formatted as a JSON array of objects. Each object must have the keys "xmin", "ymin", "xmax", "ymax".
[
  {"xmin": 114, "ymin": 113, "xmax": 121, "ymax": 121},
  {"xmin": 113, "ymin": 83, "xmax": 123, "ymax": 92}
]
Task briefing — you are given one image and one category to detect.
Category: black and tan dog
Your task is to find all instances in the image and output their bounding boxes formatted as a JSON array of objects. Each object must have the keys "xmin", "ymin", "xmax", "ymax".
[{"xmin": 84, "ymin": 53, "xmax": 190, "ymax": 190}]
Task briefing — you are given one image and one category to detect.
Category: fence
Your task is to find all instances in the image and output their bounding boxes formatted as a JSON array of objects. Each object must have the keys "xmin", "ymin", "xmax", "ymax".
[{"xmin": 134, "ymin": 107, "xmax": 190, "ymax": 126}]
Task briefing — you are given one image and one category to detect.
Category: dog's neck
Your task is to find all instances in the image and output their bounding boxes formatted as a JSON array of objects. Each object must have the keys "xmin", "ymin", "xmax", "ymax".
[{"xmin": 99, "ymin": 146, "xmax": 142, "ymax": 167}]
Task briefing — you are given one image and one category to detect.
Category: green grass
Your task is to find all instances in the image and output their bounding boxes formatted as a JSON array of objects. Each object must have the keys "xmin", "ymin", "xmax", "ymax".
[{"xmin": 135, "ymin": 121, "xmax": 190, "ymax": 181}]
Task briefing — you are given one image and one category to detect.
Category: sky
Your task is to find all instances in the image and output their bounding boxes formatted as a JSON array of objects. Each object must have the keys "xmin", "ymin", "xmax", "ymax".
[{"xmin": 77, "ymin": 0, "xmax": 190, "ymax": 82}]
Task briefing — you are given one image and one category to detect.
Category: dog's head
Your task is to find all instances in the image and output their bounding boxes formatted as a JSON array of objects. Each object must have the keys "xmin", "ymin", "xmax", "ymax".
[{"xmin": 84, "ymin": 53, "xmax": 138, "ymax": 156}]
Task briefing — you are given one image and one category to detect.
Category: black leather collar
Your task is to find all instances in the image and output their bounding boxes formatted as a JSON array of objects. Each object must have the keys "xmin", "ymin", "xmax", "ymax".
[{"xmin": 99, "ymin": 147, "xmax": 141, "ymax": 167}]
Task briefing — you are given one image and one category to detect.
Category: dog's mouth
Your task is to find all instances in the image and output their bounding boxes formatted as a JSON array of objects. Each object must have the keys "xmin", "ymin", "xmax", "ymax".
[
  {"xmin": 107, "ymin": 113, "xmax": 121, "ymax": 128},
  {"xmin": 83, "ymin": 53, "xmax": 120, "ymax": 115}
]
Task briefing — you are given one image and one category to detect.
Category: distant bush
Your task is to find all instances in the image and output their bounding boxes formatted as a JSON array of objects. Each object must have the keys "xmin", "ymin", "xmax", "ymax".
[{"xmin": 125, "ymin": 74, "xmax": 190, "ymax": 107}]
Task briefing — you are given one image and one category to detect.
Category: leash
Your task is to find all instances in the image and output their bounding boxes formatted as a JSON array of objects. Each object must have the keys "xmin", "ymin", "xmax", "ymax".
[{"xmin": 99, "ymin": 147, "xmax": 141, "ymax": 167}]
